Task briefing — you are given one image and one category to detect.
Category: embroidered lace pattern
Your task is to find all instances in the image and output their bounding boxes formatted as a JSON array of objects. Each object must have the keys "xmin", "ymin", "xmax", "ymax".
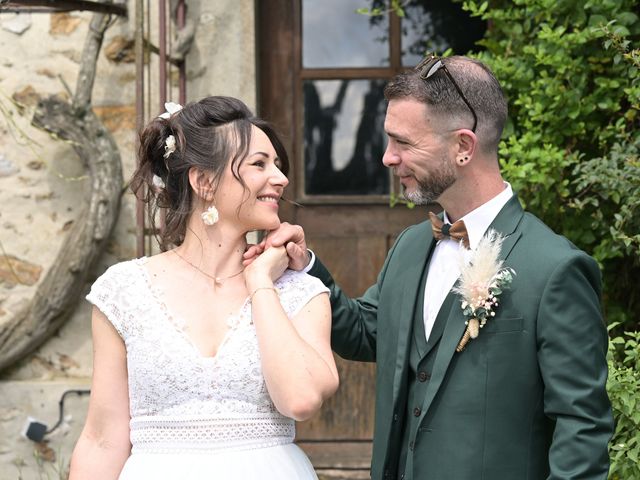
[
  {"xmin": 129, "ymin": 414, "xmax": 295, "ymax": 453},
  {"xmin": 86, "ymin": 258, "xmax": 329, "ymax": 453}
]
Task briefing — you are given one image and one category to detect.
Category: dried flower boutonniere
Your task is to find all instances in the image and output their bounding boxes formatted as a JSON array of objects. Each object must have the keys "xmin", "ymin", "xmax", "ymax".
[{"xmin": 453, "ymin": 229, "xmax": 515, "ymax": 352}]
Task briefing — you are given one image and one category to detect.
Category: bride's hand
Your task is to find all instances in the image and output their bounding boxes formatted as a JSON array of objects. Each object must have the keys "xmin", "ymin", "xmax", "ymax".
[
  {"xmin": 244, "ymin": 245, "xmax": 288, "ymax": 291},
  {"xmin": 243, "ymin": 223, "xmax": 310, "ymax": 271}
]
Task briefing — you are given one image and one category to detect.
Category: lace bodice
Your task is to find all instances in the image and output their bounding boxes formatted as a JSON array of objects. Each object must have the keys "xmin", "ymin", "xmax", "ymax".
[{"xmin": 86, "ymin": 257, "xmax": 329, "ymax": 453}]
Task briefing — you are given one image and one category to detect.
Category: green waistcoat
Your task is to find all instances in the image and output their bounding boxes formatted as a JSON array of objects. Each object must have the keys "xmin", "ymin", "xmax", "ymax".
[{"xmin": 398, "ymin": 266, "xmax": 456, "ymax": 480}]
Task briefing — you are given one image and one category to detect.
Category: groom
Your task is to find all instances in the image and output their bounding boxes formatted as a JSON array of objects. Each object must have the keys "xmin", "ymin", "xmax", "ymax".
[{"xmin": 248, "ymin": 55, "xmax": 613, "ymax": 479}]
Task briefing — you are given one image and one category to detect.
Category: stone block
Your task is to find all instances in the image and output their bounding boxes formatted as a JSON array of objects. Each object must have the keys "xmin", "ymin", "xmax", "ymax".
[
  {"xmin": 93, "ymin": 104, "xmax": 137, "ymax": 132},
  {"xmin": 50, "ymin": 13, "xmax": 82, "ymax": 36},
  {"xmin": 104, "ymin": 35, "xmax": 135, "ymax": 63},
  {"xmin": 0, "ymin": 13, "xmax": 32, "ymax": 35},
  {"xmin": 0, "ymin": 255, "xmax": 42, "ymax": 287}
]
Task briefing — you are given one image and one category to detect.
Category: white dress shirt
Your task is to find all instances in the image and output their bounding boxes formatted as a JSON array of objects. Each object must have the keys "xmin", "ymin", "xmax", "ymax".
[{"xmin": 423, "ymin": 184, "xmax": 514, "ymax": 340}]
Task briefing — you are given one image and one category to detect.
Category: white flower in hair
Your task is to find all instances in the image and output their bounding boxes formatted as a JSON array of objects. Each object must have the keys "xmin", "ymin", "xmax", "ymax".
[
  {"xmin": 201, "ymin": 206, "xmax": 219, "ymax": 226},
  {"xmin": 158, "ymin": 101, "xmax": 183, "ymax": 119},
  {"xmin": 152, "ymin": 174, "xmax": 165, "ymax": 189},
  {"xmin": 164, "ymin": 135, "xmax": 176, "ymax": 159}
]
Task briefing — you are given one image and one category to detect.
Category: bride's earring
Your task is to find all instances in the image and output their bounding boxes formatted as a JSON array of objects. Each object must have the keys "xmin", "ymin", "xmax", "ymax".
[{"xmin": 201, "ymin": 205, "xmax": 219, "ymax": 226}]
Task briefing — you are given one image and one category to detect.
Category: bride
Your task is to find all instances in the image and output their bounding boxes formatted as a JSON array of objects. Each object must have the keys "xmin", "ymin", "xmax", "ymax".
[{"xmin": 69, "ymin": 96, "xmax": 339, "ymax": 479}]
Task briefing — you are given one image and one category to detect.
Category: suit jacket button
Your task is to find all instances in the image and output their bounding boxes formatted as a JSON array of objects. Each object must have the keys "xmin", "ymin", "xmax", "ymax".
[
  {"xmin": 409, "ymin": 440, "xmax": 415, "ymax": 451},
  {"xmin": 413, "ymin": 407, "xmax": 422, "ymax": 417},
  {"xmin": 393, "ymin": 413, "xmax": 399, "ymax": 422},
  {"xmin": 417, "ymin": 371, "xmax": 430, "ymax": 382}
]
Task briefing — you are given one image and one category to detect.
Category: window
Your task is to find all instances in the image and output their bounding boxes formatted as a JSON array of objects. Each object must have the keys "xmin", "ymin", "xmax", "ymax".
[
  {"xmin": 259, "ymin": 0, "xmax": 485, "ymax": 203},
  {"xmin": 297, "ymin": 0, "xmax": 485, "ymax": 202}
]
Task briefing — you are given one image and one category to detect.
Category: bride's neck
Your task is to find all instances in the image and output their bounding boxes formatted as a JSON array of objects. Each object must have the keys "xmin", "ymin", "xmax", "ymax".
[{"xmin": 176, "ymin": 223, "xmax": 247, "ymax": 275}]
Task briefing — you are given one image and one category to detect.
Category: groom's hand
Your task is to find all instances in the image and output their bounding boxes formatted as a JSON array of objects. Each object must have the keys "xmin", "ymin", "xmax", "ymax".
[{"xmin": 243, "ymin": 222, "xmax": 310, "ymax": 271}]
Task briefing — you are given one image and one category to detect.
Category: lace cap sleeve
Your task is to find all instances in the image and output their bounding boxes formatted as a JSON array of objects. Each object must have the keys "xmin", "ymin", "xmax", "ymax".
[
  {"xmin": 86, "ymin": 260, "xmax": 139, "ymax": 339},
  {"xmin": 274, "ymin": 269, "xmax": 330, "ymax": 319}
]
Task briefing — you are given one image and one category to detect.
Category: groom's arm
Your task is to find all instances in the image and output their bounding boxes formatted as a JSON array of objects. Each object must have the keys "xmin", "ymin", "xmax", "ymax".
[
  {"xmin": 307, "ymin": 226, "xmax": 411, "ymax": 362},
  {"xmin": 537, "ymin": 252, "xmax": 614, "ymax": 479},
  {"xmin": 307, "ymin": 258, "xmax": 379, "ymax": 362},
  {"xmin": 256, "ymin": 223, "xmax": 408, "ymax": 363}
]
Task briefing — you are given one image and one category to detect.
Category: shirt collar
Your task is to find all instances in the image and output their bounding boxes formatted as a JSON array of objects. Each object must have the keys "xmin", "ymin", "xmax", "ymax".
[{"xmin": 442, "ymin": 182, "xmax": 513, "ymax": 250}]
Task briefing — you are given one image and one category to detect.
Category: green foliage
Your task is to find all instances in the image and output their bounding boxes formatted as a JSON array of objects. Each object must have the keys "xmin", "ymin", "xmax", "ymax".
[
  {"xmin": 460, "ymin": 2, "xmax": 640, "ymax": 474},
  {"xmin": 389, "ymin": 192, "xmax": 415, "ymax": 209},
  {"xmin": 573, "ymin": 136, "xmax": 640, "ymax": 258},
  {"xmin": 607, "ymin": 327, "xmax": 640, "ymax": 479},
  {"xmin": 356, "ymin": 0, "xmax": 406, "ymax": 17},
  {"xmin": 571, "ymin": 133, "xmax": 640, "ymax": 322},
  {"xmin": 461, "ymin": 0, "xmax": 640, "ymax": 328}
]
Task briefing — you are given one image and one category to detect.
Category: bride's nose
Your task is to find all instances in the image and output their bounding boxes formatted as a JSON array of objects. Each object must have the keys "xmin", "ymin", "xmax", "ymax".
[{"xmin": 270, "ymin": 166, "xmax": 289, "ymax": 188}]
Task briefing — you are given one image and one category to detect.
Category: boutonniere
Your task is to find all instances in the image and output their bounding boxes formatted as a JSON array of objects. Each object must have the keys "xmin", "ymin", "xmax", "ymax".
[{"xmin": 453, "ymin": 229, "xmax": 515, "ymax": 352}]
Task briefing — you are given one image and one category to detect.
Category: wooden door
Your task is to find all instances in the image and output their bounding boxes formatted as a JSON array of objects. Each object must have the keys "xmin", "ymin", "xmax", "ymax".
[{"xmin": 257, "ymin": 1, "xmax": 485, "ymax": 476}]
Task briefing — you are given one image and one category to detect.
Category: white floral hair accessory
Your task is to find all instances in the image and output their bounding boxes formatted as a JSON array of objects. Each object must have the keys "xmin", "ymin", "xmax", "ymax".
[
  {"xmin": 453, "ymin": 229, "xmax": 515, "ymax": 352},
  {"xmin": 152, "ymin": 174, "xmax": 165, "ymax": 189},
  {"xmin": 201, "ymin": 205, "xmax": 219, "ymax": 226},
  {"xmin": 158, "ymin": 101, "xmax": 183, "ymax": 119},
  {"xmin": 163, "ymin": 134, "xmax": 176, "ymax": 159}
]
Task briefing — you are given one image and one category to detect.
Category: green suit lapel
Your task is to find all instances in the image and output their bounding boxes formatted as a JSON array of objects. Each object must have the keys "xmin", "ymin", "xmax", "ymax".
[
  {"xmin": 421, "ymin": 291, "xmax": 456, "ymax": 357},
  {"xmin": 391, "ymin": 223, "xmax": 436, "ymax": 404},
  {"xmin": 419, "ymin": 195, "xmax": 525, "ymax": 416}
]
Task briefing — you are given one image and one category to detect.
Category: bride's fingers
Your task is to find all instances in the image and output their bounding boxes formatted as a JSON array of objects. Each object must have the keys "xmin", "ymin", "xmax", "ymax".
[
  {"xmin": 243, "ymin": 244, "xmax": 264, "ymax": 259},
  {"xmin": 242, "ymin": 257, "xmax": 255, "ymax": 267}
]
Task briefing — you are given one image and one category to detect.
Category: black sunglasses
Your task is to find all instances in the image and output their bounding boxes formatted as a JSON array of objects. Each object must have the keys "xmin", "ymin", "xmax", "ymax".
[{"xmin": 415, "ymin": 55, "xmax": 478, "ymax": 133}]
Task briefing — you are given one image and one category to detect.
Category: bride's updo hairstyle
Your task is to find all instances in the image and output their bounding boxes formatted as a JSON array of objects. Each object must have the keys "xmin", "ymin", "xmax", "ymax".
[{"xmin": 131, "ymin": 96, "xmax": 289, "ymax": 251}]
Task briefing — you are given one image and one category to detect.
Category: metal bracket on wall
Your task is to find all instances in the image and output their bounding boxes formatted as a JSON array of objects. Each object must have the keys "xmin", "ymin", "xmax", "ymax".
[{"xmin": 0, "ymin": 0, "xmax": 127, "ymax": 17}]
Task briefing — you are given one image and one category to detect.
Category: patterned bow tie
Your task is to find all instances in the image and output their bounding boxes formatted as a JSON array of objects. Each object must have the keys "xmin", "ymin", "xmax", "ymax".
[{"xmin": 429, "ymin": 211, "xmax": 470, "ymax": 249}]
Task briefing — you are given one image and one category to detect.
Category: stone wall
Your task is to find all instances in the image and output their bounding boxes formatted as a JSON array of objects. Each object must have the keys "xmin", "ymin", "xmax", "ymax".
[{"xmin": 0, "ymin": 2, "xmax": 256, "ymax": 478}]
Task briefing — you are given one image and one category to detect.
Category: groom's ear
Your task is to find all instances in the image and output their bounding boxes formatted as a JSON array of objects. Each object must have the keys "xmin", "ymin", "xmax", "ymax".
[{"xmin": 454, "ymin": 129, "xmax": 476, "ymax": 161}]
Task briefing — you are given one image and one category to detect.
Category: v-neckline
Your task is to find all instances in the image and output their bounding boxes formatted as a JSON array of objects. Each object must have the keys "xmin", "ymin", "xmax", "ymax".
[{"xmin": 135, "ymin": 257, "xmax": 251, "ymax": 361}]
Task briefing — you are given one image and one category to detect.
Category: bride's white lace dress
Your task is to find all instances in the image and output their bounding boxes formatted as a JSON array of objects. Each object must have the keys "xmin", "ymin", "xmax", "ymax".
[{"xmin": 86, "ymin": 257, "xmax": 329, "ymax": 479}]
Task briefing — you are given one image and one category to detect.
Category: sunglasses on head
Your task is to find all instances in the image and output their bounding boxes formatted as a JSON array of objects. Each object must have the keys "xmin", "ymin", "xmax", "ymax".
[{"xmin": 415, "ymin": 55, "xmax": 478, "ymax": 133}]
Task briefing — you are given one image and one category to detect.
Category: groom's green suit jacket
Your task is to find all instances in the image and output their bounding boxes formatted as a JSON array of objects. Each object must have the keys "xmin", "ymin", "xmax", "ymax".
[{"xmin": 309, "ymin": 196, "xmax": 613, "ymax": 480}]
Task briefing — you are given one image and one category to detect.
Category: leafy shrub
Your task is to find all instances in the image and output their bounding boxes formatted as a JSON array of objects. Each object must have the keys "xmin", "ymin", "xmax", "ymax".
[
  {"xmin": 461, "ymin": 0, "xmax": 640, "ymax": 328},
  {"xmin": 459, "ymin": 2, "xmax": 640, "ymax": 475},
  {"xmin": 607, "ymin": 327, "xmax": 640, "ymax": 479}
]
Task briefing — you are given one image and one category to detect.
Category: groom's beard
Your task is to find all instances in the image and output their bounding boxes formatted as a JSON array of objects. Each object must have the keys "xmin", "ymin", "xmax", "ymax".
[{"xmin": 402, "ymin": 157, "xmax": 456, "ymax": 205}]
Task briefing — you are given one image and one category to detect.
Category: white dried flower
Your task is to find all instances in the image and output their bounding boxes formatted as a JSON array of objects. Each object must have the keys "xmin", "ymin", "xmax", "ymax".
[
  {"xmin": 201, "ymin": 206, "xmax": 219, "ymax": 226},
  {"xmin": 152, "ymin": 174, "xmax": 165, "ymax": 189},
  {"xmin": 164, "ymin": 135, "xmax": 176, "ymax": 159},
  {"xmin": 158, "ymin": 101, "xmax": 183, "ymax": 119}
]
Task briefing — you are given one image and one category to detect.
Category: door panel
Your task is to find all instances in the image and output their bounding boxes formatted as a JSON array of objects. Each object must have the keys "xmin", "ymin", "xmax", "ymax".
[{"xmin": 257, "ymin": 0, "xmax": 483, "ymax": 474}]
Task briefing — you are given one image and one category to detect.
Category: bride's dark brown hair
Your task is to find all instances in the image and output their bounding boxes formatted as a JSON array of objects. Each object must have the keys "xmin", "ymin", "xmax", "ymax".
[{"xmin": 130, "ymin": 96, "xmax": 289, "ymax": 251}]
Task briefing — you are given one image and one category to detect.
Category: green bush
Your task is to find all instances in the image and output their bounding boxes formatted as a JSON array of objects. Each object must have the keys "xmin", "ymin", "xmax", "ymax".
[
  {"xmin": 607, "ymin": 327, "xmax": 640, "ymax": 479},
  {"xmin": 460, "ymin": 0, "xmax": 640, "ymax": 328},
  {"xmin": 572, "ymin": 131, "xmax": 640, "ymax": 326},
  {"xmin": 457, "ymin": 1, "xmax": 640, "ymax": 475}
]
